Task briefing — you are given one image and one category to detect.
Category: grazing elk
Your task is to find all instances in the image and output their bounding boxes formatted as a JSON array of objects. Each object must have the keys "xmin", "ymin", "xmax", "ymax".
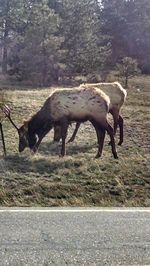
[
  {"xmin": 54, "ymin": 82, "xmax": 127, "ymax": 145},
  {"xmin": 3, "ymin": 86, "xmax": 118, "ymax": 159}
]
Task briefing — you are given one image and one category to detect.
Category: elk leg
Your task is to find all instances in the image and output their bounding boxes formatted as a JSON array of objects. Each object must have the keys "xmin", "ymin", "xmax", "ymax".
[
  {"xmin": 53, "ymin": 125, "xmax": 61, "ymax": 142},
  {"xmin": 60, "ymin": 118, "xmax": 69, "ymax": 156},
  {"xmin": 113, "ymin": 117, "xmax": 118, "ymax": 136},
  {"xmin": 91, "ymin": 120, "xmax": 105, "ymax": 158},
  {"xmin": 118, "ymin": 115, "xmax": 124, "ymax": 145},
  {"xmin": 108, "ymin": 109, "xmax": 119, "ymax": 145},
  {"xmin": 107, "ymin": 115, "xmax": 118, "ymax": 146},
  {"xmin": 67, "ymin": 122, "xmax": 81, "ymax": 143},
  {"xmin": 95, "ymin": 128, "xmax": 105, "ymax": 158},
  {"xmin": 0, "ymin": 123, "xmax": 6, "ymax": 156},
  {"xmin": 106, "ymin": 123, "xmax": 118, "ymax": 159}
]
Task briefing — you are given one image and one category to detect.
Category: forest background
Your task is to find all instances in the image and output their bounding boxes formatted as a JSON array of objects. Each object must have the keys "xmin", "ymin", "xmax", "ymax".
[{"xmin": 0, "ymin": 0, "xmax": 149, "ymax": 86}]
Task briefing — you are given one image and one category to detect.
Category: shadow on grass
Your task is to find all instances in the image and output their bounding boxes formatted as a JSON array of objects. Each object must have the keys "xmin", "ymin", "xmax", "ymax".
[
  {"xmin": 4, "ymin": 141, "xmax": 94, "ymax": 176},
  {"xmin": 5, "ymin": 154, "xmax": 66, "ymax": 175},
  {"xmin": 38, "ymin": 141, "xmax": 96, "ymax": 156}
]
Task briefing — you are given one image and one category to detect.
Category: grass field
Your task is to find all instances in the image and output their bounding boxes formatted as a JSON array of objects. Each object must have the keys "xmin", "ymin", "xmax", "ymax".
[{"xmin": 0, "ymin": 76, "xmax": 150, "ymax": 207}]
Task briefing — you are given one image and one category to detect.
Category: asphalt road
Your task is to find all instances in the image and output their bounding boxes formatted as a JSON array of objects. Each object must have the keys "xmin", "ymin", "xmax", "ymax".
[{"xmin": 0, "ymin": 209, "xmax": 150, "ymax": 266}]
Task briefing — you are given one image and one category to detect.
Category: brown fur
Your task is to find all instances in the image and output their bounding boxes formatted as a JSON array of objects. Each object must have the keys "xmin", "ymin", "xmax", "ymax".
[{"xmin": 16, "ymin": 85, "xmax": 118, "ymax": 158}]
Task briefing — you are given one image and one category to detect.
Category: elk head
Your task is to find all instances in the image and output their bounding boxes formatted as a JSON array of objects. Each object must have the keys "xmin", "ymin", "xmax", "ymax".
[
  {"xmin": 18, "ymin": 121, "xmax": 39, "ymax": 152},
  {"xmin": 2, "ymin": 105, "xmax": 38, "ymax": 152}
]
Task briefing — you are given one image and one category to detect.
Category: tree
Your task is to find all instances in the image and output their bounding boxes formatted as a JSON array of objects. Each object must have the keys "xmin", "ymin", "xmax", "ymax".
[
  {"xmin": 1, "ymin": 0, "xmax": 149, "ymax": 85},
  {"xmin": 9, "ymin": 0, "xmax": 64, "ymax": 86},
  {"xmin": 101, "ymin": 0, "xmax": 128, "ymax": 64},
  {"xmin": 9, "ymin": 0, "xmax": 112, "ymax": 85},
  {"xmin": 101, "ymin": 0, "xmax": 150, "ymax": 72},
  {"xmin": 0, "ymin": 0, "xmax": 30, "ymax": 74},
  {"xmin": 116, "ymin": 57, "xmax": 141, "ymax": 88},
  {"xmin": 58, "ymin": 0, "xmax": 112, "ymax": 78},
  {"xmin": 123, "ymin": 0, "xmax": 150, "ymax": 73}
]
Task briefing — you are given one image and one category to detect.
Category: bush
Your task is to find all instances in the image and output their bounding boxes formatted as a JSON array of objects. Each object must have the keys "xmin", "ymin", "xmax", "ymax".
[{"xmin": 116, "ymin": 57, "xmax": 141, "ymax": 88}]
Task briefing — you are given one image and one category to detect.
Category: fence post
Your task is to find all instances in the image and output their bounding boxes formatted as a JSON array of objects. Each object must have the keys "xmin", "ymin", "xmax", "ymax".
[{"xmin": 0, "ymin": 122, "xmax": 6, "ymax": 156}]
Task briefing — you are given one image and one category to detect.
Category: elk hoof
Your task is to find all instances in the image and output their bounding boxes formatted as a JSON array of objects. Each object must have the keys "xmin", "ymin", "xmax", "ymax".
[
  {"xmin": 114, "ymin": 153, "xmax": 118, "ymax": 159},
  {"xmin": 118, "ymin": 141, "xmax": 123, "ymax": 146},
  {"xmin": 59, "ymin": 155, "xmax": 65, "ymax": 158},
  {"xmin": 67, "ymin": 138, "xmax": 74, "ymax": 143},
  {"xmin": 59, "ymin": 152, "xmax": 65, "ymax": 157},
  {"xmin": 95, "ymin": 153, "xmax": 101, "ymax": 159}
]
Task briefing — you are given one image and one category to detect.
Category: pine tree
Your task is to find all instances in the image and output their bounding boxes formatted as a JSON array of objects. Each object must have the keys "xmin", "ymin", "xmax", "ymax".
[
  {"xmin": 116, "ymin": 57, "xmax": 141, "ymax": 88},
  {"xmin": 0, "ymin": 0, "xmax": 29, "ymax": 74},
  {"xmin": 59, "ymin": 0, "xmax": 111, "ymax": 78},
  {"xmin": 9, "ymin": 0, "xmax": 63, "ymax": 86}
]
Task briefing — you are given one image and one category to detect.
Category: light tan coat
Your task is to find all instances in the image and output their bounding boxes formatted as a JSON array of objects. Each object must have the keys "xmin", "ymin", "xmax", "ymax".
[
  {"xmin": 63, "ymin": 82, "xmax": 127, "ymax": 145},
  {"xmin": 44, "ymin": 85, "xmax": 110, "ymax": 126},
  {"xmin": 81, "ymin": 82, "xmax": 127, "ymax": 112}
]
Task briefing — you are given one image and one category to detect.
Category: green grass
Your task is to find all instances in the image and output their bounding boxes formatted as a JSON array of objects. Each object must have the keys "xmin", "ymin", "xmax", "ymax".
[{"xmin": 0, "ymin": 76, "xmax": 150, "ymax": 206}]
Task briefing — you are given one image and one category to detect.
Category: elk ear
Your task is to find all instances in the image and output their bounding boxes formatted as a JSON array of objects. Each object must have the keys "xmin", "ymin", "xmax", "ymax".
[{"xmin": 23, "ymin": 121, "xmax": 28, "ymax": 131}]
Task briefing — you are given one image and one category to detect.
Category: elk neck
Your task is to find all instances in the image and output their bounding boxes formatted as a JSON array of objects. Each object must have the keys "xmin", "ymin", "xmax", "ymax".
[{"xmin": 27, "ymin": 108, "xmax": 52, "ymax": 137}]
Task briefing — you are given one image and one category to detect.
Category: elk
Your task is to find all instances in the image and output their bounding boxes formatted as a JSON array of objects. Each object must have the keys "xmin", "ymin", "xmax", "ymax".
[
  {"xmin": 54, "ymin": 82, "xmax": 127, "ymax": 145},
  {"xmin": 3, "ymin": 86, "xmax": 118, "ymax": 159}
]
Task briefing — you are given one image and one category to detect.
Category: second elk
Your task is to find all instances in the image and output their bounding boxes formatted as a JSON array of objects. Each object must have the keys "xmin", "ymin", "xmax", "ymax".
[{"xmin": 54, "ymin": 82, "xmax": 127, "ymax": 145}]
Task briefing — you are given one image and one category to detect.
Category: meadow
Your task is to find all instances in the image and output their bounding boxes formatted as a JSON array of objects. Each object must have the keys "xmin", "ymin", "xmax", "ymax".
[{"xmin": 0, "ymin": 76, "xmax": 149, "ymax": 206}]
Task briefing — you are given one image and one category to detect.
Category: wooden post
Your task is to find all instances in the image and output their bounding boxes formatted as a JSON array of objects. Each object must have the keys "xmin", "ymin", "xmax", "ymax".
[{"xmin": 0, "ymin": 122, "xmax": 6, "ymax": 156}]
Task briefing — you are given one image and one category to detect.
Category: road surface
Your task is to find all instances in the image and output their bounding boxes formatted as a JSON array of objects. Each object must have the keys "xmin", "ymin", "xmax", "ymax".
[{"xmin": 0, "ymin": 208, "xmax": 150, "ymax": 265}]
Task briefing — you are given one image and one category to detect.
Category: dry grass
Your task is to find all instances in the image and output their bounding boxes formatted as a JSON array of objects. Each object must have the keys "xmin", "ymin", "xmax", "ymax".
[{"xmin": 0, "ymin": 76, "xmax": 149, "ymax": 206}]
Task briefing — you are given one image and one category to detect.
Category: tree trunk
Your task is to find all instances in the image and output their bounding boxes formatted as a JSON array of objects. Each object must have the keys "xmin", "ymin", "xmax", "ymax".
[
  {"xmin": 125, "ymin": 76, "xmax": 128, "ymax": 88},
  {"xmin": 2, "ymin": 0, "xmax": 10, "ymax": 74},
  {"xmin": 2, "ymin": 44, "xmax": 8, "ymax": 74}
]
